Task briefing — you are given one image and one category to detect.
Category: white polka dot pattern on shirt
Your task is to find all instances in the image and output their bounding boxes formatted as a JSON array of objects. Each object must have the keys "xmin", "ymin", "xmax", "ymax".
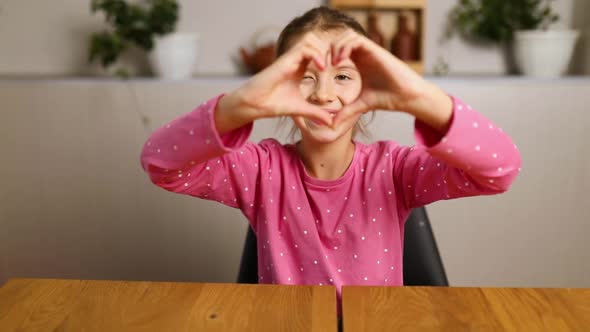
[{"xmin": 151, "ymin": 98, "xmax": 515, "ymax": 290}]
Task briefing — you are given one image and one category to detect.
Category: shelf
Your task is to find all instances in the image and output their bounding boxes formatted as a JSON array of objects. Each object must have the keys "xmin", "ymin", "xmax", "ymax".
[
  {"xmin": 330, "ymin": 0, "xmax": 426, "ymax": 74},
  {"xmin": 330, "ymin": 0, "xmax": 425, "ymax": 9}
]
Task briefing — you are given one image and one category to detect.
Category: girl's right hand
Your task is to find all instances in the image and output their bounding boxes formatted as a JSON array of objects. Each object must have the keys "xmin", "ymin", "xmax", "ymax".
[{"xmin": 216, "ymin": 33, "xmax": 334, "ymax": 134}]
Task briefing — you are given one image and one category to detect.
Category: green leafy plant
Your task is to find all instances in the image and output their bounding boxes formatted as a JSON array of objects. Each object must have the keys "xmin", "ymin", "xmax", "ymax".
[
  {"xmin": 88, "ymin": 0, "xmax": 179, "ymax": 77},
  {"xmin": 448, "ymin": 0, "xmax": 559, "ymax": 43}
]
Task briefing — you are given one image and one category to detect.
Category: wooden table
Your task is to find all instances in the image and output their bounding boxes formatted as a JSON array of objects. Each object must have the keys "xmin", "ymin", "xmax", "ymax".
[
  {"xmin": 342, "ymin": 286, "xmax": 590, "ymax": 331},
  {"xmin": 0, "ymin": 279, "xmax": 336, "ymax": 332}
]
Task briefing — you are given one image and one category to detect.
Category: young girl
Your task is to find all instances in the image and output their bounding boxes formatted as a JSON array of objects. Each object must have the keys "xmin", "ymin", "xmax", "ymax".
[{"xmin": 140, "ymin": 6, "xmax": 521, "ymax": 312}]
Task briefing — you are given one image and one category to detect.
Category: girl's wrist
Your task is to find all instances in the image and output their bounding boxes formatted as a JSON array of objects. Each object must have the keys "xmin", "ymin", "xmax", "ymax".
[
  {"xmin": 402, "ymin": 83, "xmax": 453, "ymax": 133},
  {"xmin": 215, "ymin": 90, "xmax": 260, "ymax": 135}
]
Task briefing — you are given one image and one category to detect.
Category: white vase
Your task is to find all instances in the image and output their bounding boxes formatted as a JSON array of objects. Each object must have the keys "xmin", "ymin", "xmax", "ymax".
[
  {"xmin": 514, "ymin": 29, "xmax": 579, "ymax": 78},
  {"xmin": 149, "ymin": 32, "xmax": 199, "ymax": 80}
]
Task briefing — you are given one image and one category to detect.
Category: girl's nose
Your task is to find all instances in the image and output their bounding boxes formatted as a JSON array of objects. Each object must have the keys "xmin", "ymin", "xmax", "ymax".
[
  {"xmin": 310, "ymin": 78, "xmax": 335, "ymax": 104},
  {"xmin": 309, "ymin": 51, "xmax": 335, "ymax": 104}
]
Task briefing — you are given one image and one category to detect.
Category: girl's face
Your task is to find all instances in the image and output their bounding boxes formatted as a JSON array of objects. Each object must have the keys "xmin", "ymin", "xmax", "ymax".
[{"xmin": 292, "ymin": 29, "xmax": 363, "ymax": 144}]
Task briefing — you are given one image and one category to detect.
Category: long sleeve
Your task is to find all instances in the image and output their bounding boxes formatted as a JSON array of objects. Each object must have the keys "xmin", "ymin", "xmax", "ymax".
[
  {"xmin": 140, "ymin": 94, "xmax": 270, "ymax": 222},
  {"xmin": 393, "ymin": 95, "xmax": 522, "ymax": 210}
]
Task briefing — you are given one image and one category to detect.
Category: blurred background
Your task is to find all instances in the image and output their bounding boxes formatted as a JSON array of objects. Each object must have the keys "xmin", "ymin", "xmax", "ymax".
[{"xmin": 1, "ymin": 0, "xmax": 589, "ymax": 288}]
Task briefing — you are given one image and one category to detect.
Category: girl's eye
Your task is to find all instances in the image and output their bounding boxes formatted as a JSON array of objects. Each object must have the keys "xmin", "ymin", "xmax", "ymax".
[
  {"xmin": 302, "ymin": 75, "xmax": 315, "ymax": 81},
  {"xmin": 336, "ymin": 74, "xmax": 351, "ymax": 81}
]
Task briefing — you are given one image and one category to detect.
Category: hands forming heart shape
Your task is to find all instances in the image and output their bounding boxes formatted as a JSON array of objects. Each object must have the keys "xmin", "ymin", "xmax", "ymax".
[{"xmin": 236, "ymin": 29, "xmax": 432, "ymax": 132}]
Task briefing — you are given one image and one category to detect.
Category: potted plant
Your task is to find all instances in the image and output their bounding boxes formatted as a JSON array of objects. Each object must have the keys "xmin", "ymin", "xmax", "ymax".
[
  {"xmin": 448, "ymin": 0, "xmax": 579, "ymax": 77},
  {"xmin": 89, "ymin": 0, "xmax": 199, "ymax": 79}
]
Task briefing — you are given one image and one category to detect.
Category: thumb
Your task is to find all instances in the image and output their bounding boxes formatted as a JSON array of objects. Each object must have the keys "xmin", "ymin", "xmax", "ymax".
[
  {"xmin": 290, "ymin": 99, "xmax": 334, "ymax": 127},
  {"xmin": 333, "ymin": 98, "xmax": 369, "ymax": 128}
]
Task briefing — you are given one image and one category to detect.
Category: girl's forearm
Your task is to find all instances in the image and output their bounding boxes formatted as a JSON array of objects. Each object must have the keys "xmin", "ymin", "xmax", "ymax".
[
  {"xmin": 404, "ymin": 82, "xmax": 454, "ymax": 134},
  {"xmin": 215, "ymin": 90, "xmax": 261, "ymax": 135}
]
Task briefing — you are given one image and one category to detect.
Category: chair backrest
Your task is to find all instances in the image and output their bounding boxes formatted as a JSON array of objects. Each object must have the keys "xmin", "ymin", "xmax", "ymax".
[
  {"xmin": 402, "ymin": 207, "xmax": 449, "ymax": 286},
  {"xmin": 237, "ymin": 224, "xmax": 259, "ymax": 284},
  {"xmin": 237, "ymin": 206, "xmax": 448, "ymax": 286}
]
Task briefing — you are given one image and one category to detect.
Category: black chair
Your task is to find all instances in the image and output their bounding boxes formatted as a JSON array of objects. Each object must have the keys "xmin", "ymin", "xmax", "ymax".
[
  {"xmin": 237, "ymin": 206, "xmax": 449, "ymax": 286},
  {"xmin": 402, "ymin": 207, "xmax": 449, "ymax": 286}
]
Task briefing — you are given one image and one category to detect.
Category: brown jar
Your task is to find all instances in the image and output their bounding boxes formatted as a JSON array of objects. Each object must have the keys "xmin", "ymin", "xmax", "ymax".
[
  {"xmin": 390, "ymin": 13, "xmax": 417, "ymax": 61},
  {"xmin": 367, "ymin": 11, "xmax": 385, "ymax": 48}
]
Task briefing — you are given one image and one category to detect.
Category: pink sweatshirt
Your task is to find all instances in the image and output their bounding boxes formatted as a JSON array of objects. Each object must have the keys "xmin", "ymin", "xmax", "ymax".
[{"xmin": 140, "ymin": 93, "xmax": 521, "ymax": 310}]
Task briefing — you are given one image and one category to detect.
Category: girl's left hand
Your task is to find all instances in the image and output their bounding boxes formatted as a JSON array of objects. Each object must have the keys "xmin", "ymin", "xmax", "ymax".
[{"xmin": 330, "ymin": 30, "xmax": 451, "ymax": 131}]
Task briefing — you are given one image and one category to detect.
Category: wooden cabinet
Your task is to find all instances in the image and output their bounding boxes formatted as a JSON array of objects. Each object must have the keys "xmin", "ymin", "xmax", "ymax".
[{"xmin": 329, "ymin": 0, "xmax": 426, "ymax": 74}]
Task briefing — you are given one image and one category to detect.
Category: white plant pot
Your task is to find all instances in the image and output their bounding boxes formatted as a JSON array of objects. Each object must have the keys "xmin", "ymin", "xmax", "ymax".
[
  {"xmin": 514, "ymin": 29, "xmax": 579, "ymax": 78},
  {"xmin": 149, "ymin": 33, "xmax": 199, "ymax": 80}
]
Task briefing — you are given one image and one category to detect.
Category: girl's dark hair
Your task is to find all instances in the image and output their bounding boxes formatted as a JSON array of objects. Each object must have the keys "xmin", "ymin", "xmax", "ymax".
[
  {"xmin": 275, "ymin": 6, "xmax": 374, "ymax": 142},
  {"xmin": 276, "ymin": 6, "xmax": 368, "ymax": 57}
]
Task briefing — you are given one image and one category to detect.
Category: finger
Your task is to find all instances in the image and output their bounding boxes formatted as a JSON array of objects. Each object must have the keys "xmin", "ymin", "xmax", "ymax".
[
  {"xmin": 288, "ymin": 101, "xmax": 333, "ymax": 126},
  {"xmin": 333, "ymin": 99, "xmax": 369, "ymax": 127},
  {"xmin": 333, "ymin": 32, "xmax": 378, "ymax": 65},
  {"xmin": 336, "ymin": 37, "xmax": 363, "ymax": 65},
  {"xmin": 300, "ymin": 32, "xmax": 331, "ymax": 65},
  {"xmin": 280, "ymin": 99, "xmax": 332, "ymax": 126},
  {"xmin": 284, "ymin": 45, "xmax": 325, "ymax": 73},
  {"xmin": 331, "ymin": 30, "xmax": 361, "ymax": 64},
  {"xmin": 289, "ymin": 33, "xmax": 330, "ymax": 70},
  {"xmin": 330, "ymin": 29, "xmax": 356, "ymax": 54}
]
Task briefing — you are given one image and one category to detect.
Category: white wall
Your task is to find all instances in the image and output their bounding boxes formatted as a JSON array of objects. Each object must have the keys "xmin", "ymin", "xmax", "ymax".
[
  {"xmin": 1, "ymin": 0, "xmax": 589, "ymax": 289},
  {"xmin": 0, "ymin": 0, "xmax": 588, "ymax": 76},
  {"xmin": 1, "ymin": 78, "xmax": 589, "ymax": 288}
]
